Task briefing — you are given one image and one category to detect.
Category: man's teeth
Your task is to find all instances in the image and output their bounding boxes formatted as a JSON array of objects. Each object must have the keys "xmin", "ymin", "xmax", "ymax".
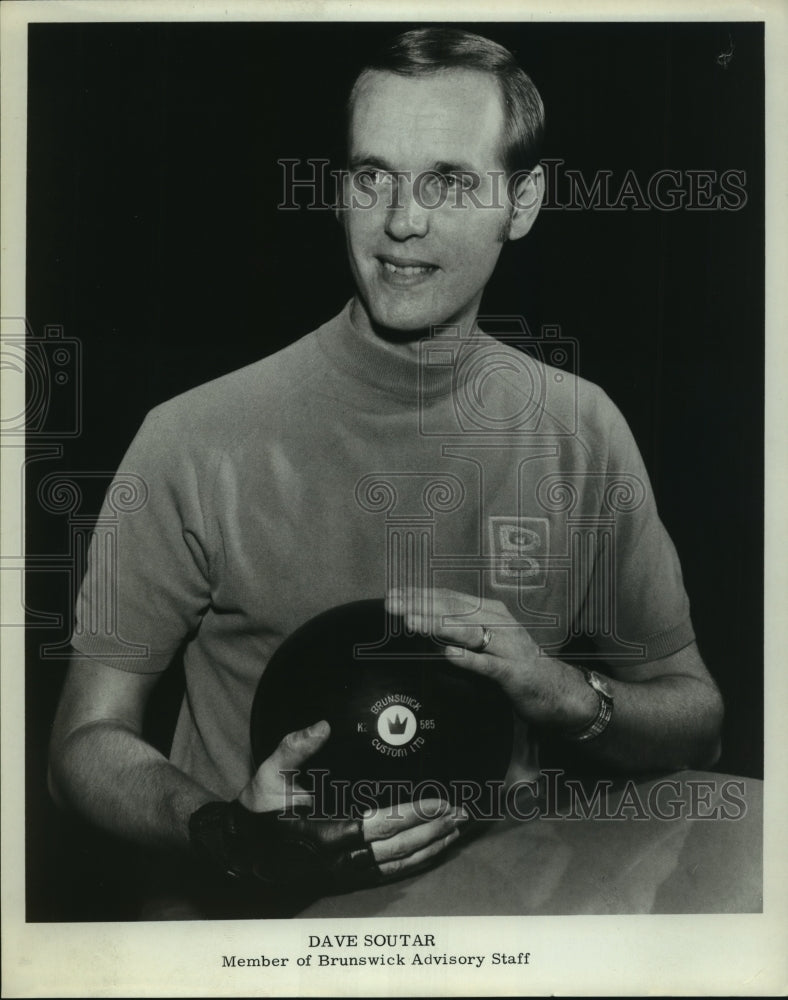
[{"xmin": 382, "ymin": 261, "xmax": 432, "ymax": 275}]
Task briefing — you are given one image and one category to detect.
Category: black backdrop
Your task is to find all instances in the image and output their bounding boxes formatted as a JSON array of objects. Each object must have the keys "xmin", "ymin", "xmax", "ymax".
[{"xmin": 24, "ymin": 21, "xmax": 764, "ymax": 921}]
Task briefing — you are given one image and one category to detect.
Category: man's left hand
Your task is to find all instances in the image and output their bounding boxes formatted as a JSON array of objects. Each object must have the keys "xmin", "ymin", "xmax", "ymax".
[{"xmin": 386, "ymin": 587, "xmax": 593, "ymax": 731}]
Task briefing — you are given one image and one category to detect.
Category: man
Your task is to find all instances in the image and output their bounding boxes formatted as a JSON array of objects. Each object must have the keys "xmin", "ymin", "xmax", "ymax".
[{"xmin": 49, "ymin": 27, "xmax": 723, "ymax": 915}]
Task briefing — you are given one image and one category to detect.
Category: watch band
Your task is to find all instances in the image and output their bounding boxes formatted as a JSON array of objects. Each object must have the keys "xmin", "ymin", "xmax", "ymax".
[{"xmin": 565, "ymin": 668, "xmax": 614, "ymax": 742}]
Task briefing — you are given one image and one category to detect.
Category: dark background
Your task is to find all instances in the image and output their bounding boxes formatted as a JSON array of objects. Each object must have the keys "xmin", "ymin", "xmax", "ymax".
[{"xmin": 24, "ymin": 21, "xmax": 764, "ymax": 920}]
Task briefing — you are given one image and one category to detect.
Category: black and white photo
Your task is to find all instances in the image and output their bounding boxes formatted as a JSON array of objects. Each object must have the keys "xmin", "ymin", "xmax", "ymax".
[{"xmin": 1, "ymin": 2, "xmax": 784, "ymax": 996}]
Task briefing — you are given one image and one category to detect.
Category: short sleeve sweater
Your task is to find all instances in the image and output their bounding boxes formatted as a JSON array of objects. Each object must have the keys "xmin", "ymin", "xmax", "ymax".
[{"xmin": 71, "ymin": 302, "xmax": 694, "ymax": 798}]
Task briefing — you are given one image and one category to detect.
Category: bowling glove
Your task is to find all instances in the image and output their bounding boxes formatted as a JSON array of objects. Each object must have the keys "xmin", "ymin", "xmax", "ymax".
[{"xmin": 189, "ymin": 800, "xmax": 380, "ymax": 892}]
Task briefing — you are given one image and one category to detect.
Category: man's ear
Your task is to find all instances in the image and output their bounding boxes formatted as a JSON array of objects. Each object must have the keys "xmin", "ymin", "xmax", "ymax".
[{"xmin": 505, "ymin": 164, "xmax": 545, "ymax": 242}]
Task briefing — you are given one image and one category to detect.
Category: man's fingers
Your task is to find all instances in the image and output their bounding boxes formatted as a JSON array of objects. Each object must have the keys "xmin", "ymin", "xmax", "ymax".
[
  {"xmin": 363, "ymin": 796, "xmax": 467, "ymax": 880},
  {"xmin": 386, "ymin": 587, "xmax": 481, "ymax": 619},
  {"xmin": 400, "ymin": 613, "xmax": 453, "ymax": 638},
  {"xmin": 443, "ymin": 644, "xmax": 501, "ymax": 679},
  {"xmin": 387, "ymin": 589, "xmax": 511, "ymax": 639},
  {"xmin": 369, "ymin": 808, "xmax": 468, "ymax": 865},
  {"xmin": 362, "ymin": 798, "xmax": 456, "ymax": 842},
  {"xmin": 284, "ymin": 793, "xmax": 316, "ymax": 811},
  {"xmin": 377, "ymin": 827, "xmax": 462, "ymax": 880},
  {"xmin": 403, "ymin": 613, "xmax": 494, "ymax": 649},
  {"xmin": 240, "ymin": 721, "xmax": 331, "ymax": 812},
  {"xmin": 263, "ymin": 719, "xmax": 331, "ymax": 772}
]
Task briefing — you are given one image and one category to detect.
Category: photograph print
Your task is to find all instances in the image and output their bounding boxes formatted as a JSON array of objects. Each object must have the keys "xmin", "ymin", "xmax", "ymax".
[{"xmin": 16, "ymin": 16, "xmax": 765, "ymax": 931}]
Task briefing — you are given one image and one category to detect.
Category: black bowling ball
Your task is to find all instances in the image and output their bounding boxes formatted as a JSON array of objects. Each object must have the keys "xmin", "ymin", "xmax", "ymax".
[{"xmin": 250, "ymin": 599, "xmax": 513, "ymax": 815}]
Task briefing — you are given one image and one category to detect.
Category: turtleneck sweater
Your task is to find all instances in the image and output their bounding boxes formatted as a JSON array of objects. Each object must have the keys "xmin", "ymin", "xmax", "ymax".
[{"xmin": 72, "ymin": 301, "xmax": 694, "ymax": 800}]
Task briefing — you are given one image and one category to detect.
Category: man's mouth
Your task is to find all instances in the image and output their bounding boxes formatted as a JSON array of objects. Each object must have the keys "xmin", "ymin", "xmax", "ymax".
[
  {"xmin": 382, "ymin": 261, "xmax": 434, "ymax": 275},
  {"xmin": 377, "ymin": 255, "xmax": 439, "ymax": 283}
]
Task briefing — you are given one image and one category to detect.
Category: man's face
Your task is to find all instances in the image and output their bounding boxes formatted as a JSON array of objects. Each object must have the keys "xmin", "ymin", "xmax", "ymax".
[{"xmin": 343, "ymin": 68, "xmax": 516, "ymax": 335}]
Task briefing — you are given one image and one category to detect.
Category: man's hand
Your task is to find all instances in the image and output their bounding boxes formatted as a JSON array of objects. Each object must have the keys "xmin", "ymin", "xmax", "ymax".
[
  {"xmin": 385, "ymin": 586, "xmax": 724, "ymax": 771},
  {"xmin": 386, "ymin": 586, "xmax": 593, "ymax": 730},
  {"xmin": 233, "ymin": 720, "xmax": 468, "ymax": 885}
]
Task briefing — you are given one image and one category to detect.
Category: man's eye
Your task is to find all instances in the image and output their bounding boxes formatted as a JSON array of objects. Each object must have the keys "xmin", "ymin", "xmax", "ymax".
[
  {"xmin": 444, "ymin": 173, "xmax": 475, "ymax": 190},
  {"xmin": 356, "ymin": 168, "xmax": 391, "ymax": 187},
  {"xmin": 422, "ymin": 173, "xmax": 474, "ymax": 194},
  {"xmin": 415, "ymin": 173, "xmax": 452, "ymax": 195}
]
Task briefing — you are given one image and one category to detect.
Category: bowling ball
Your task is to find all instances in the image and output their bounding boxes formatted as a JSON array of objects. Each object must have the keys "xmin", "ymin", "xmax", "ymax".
[{"xmin": 250, "ymin": 598, "xmax": 513, "ymax": 815}]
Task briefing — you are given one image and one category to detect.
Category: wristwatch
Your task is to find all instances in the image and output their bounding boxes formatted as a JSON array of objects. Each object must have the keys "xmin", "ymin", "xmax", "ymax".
[{"xmin": 565, "ymin": 668, "xmax": 614, "ymax": 742}]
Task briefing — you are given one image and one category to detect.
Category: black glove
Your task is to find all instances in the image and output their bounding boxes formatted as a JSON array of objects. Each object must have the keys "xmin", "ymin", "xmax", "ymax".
[{"xmin": 189, "ymin": 800, "xmax": 380, "ymax": 893}]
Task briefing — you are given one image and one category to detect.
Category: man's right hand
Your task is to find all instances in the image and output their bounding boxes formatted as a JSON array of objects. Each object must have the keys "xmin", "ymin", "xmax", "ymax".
[{"xmin": 230, "ymin": 720, "xmax": 468, "ymax": 886}]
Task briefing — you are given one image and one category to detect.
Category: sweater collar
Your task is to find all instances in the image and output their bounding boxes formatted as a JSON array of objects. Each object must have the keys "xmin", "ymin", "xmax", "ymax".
[{"xmin": 316, "ymin": 299, "xmax": 475, "ymax": 400}]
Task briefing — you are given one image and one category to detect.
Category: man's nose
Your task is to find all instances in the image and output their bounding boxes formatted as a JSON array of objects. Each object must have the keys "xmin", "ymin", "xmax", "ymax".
[{"xmin": 384, "ymin": 176, "xmax": 430, "ymax": 240}]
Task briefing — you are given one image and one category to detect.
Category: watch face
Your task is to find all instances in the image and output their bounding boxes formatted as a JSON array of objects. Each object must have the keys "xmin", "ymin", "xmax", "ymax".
[{"xmin": 588, "ymin": 671, "xmax": 613, "ymax": 700}]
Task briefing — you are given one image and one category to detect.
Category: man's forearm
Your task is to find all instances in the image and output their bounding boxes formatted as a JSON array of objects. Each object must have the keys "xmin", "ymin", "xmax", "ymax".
[
  {"xmin": 388, "ymin": 591, "xmax": 724, "ymax": 774},
  {"xmin": 548, "ymin": 658, "xmax": 724, "ymax": 772},
  {"xmin": 49, "ymin": 721, "xmax": 216, "ymax": 850}
]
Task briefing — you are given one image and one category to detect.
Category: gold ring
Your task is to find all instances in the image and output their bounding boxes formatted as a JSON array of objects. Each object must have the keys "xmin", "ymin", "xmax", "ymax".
[{"xmin": 477, "ymin": 626, "xmax": 493, "ymax": 651}]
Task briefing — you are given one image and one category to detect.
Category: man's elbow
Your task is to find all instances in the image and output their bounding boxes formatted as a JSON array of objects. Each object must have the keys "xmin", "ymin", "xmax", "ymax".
[
  {"xmin": 689, "ymin": 684, "xmax": 724, "ymax": 770},
  {"xmin": 47, "ymin": 730, "xmax": 73, "ymax": 811},
  {"xmin": 47, "ymin": 764, "xmax": 65, "ymax": 810},
  {"xmin": 695, "ymin": 734, "xmax": 722, "ymax": 771},
  {"xmin": 47, "ymin": 716, "xmax": 91, "ymax": 811}
]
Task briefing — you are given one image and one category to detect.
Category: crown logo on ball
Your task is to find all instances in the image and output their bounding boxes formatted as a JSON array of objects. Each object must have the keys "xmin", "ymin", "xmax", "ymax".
[{"xmin": 388, "ymin": 713, "xmax": 408, "ymax": 735}]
